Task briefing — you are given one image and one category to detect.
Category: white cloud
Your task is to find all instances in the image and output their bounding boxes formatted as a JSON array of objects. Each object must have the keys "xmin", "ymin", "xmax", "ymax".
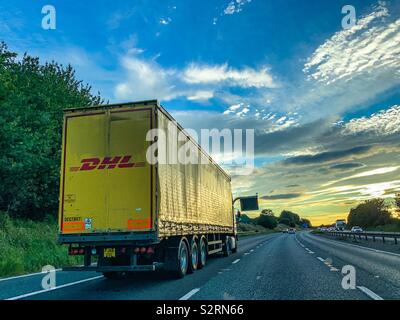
[
  {"xmin": 187, "ymin": 90, "xmax": 214, "ymax": 101},
  {"xmin": 159, "ymin": 17, "xmax": 171, "ymax": 25},
  {"xmin": 114, "ymin": 49, "xmax": 278, "ymax": 102},
  {"xmin": 182, "ymin": 63, "xmax": 276, "ymax": 88},
  {"xmin": 115, "ymin": 54, "xmax": 177, "ymax": 101},
  {"xmin": 342, "ymin": 105, "xmax": 400, "ymax": 136},
  {"xmin": 303, "ymin": 3, "xmax": 399, "ymax": 84},
  {"xmin": 223, "ymin": 0, "xmax": 252, "ymax": 15}
]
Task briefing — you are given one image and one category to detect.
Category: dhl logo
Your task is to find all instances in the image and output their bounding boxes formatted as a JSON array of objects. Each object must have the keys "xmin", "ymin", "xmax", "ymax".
[{"xmin": 70, "ymin": 156, "xmax": 145, "ymax": 171}]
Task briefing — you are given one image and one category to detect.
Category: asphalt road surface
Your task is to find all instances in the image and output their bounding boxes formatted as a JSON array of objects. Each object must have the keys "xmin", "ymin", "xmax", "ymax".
[{"xmin": 1, "ymin": 231, "xmax": 399, "ymax": 300}]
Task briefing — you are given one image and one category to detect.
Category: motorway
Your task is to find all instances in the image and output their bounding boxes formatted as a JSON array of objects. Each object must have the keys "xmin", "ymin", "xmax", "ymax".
[{"xmin": 1, "ymin": 231, "xmax": 399, "ymax": 300}]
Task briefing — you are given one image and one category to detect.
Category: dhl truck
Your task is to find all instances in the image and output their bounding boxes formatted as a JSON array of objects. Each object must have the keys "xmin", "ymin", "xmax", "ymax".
[{"xmin": 58, "ymin": 100, "xmax": 258, "ymax": 278}]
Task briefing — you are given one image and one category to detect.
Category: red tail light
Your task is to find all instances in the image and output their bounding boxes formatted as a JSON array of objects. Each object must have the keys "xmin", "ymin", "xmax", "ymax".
[
  {"xmin": 147, "ymin": 247, "xmax": 154, "ymax": 254},
  {"xmin": 134, "ymin": 247, "xmax": 140, "ymax": 253},
  {"xmin": 140, "ymin": 247, "xmax": 147, "ymax": 254}
]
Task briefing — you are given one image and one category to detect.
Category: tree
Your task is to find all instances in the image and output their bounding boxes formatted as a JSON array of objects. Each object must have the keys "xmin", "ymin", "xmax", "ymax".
[
  {"xmin": 300, "ymin": 218, "xmax": 312, "ymax": 228},
  {"xmin": 0, "ymin": 42, "xmax": 103, "ymax": 219},
  {"xmin": 395, "ymin": 193, "xmax": 400, "ymax": 213},
  {"xmin": 256, "ymin": 214, "xmax": 278, "ymax": 229},
  {"xmin": 347, "ymin": 199, "xmax": 391, "ymax": 228},
  {"xmin": 279, "ymin": 210, "xmax": 300, "ymax": 226},
  {"xmin": 261, "ymin": 209, "xmax": 275, "ymax": 216}
]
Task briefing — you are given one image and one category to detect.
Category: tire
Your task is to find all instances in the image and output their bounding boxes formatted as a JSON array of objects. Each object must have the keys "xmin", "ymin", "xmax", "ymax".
[
  {"xmin": 231, "ymin": 237, "xmax": 238, "ymax": 253},
  {"xmin": 198, "ymin": 237, "xmax": 207, "ymax": 269},
  {"xmin": 188, "ymin": 239, "xmax": 199, "ymax": 273},
  {"xmin": 223, "ymin": 237, "xmax": 231, "ymax": 257},
  {"xmin": 174, "ymin": 239, "xmax": 189, "ymax": 278}
]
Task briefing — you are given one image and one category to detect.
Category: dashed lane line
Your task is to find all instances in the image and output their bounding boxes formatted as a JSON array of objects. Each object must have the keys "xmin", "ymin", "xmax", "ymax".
[
  {"xmin": 6, "ymin": 275, "xmax": 104, "ymax": 300},
  {"xmin": 179, "ymin": 288, "xmax": 201, "ymax": 300},
  {"xmin": 357, "ymin": 286, "xmax": 384, "ymax": 301}
]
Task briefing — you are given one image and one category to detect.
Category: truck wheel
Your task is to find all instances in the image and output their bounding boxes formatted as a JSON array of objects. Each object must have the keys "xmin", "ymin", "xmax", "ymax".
[
  {"xmin": 223, "ymin": 237, "xmax": 231, "ymax": 257},
  {"xmin": 174, "ymin": 239, "xmax": 189, "ymax": 278},
  {"xmin": 231, "ymin": 237, "xmax": 238, "ymax": 253},
  {"xmin": 188, "ymin": 239, "xmax": 199, "ymax": 273},
  {"xmin": 198, "ymin": 237, "xmax": 207, "ymax": 269}
]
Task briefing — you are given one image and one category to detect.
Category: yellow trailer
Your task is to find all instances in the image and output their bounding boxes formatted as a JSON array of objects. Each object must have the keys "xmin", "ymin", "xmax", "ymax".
[{"xmin": 58, "ymin": 100, "xmax": 256, "ymax": 278}]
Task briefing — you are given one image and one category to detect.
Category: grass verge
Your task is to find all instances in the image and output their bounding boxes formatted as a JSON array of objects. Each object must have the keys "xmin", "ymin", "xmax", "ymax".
[{"xmin": 0, "ymin": 213, "xmax": 81, "ymax": 278}]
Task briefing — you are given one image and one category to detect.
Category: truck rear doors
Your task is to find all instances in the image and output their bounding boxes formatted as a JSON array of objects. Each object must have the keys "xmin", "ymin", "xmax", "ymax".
[{"xmin": 59, "ymin": 107, "xmax": 154, "ymax": 234}]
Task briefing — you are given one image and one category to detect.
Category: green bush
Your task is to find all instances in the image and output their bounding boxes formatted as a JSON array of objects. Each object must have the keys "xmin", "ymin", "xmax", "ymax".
[
  {"xmin": 0, "ymin": 212, "xmax": 81, "ymax": 277},
  {"xmin": 256, "ymin": 214, "xmax": 278, "ymax": 229}
]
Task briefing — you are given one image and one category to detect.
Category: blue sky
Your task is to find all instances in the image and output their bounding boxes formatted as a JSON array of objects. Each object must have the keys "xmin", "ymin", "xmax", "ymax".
[{"xmin": 1, "ymin": 0, "xmax": 399, "ymax": 224}]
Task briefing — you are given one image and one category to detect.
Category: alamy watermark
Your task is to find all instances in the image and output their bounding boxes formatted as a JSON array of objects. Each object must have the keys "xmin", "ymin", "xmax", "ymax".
[
  {"xmin": 145, "ymin": 121, "xmax": 255, "ymax": 175},
  {"xmin": 41, "ymin": 5, "xmax": 56, "ymax": 30},
  {"xmin": 341, "ymin": 265, "xmax": 356, "ymax": 290},
  {"xmin": 41, "ymin": 265, "xmax": 56, "ymax": 290},
  {"xmin": 342, "ymin": 5, "xmax": 357, "ymax": 29}
]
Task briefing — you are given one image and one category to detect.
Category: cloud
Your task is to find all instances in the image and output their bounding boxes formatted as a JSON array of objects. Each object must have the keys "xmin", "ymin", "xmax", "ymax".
[
  {"xmin": 182, "ymin": 63, "xmax": 277, "ymax": 88},
  {"xmin": 342, "ymin": 105, "xmax": 400, "ymax": 136},
  {"xmin": 294, "ymin": 2, "xmax": 400, "ymax": 119},
  {"xmin": 223, "ymin": 0, "xmax": 252, "ymax": 15},
  {"xmin": 114, "ymin": 51, "xmax": 278, "ymax": 102},
  {"xmin": 107, "ymin": 9, "xmax": 136, "ymax": 29},
  {"xmin": 159, "ymin": 17, "xmax": 171, "ymax": 25},
  {"xmin": 282, "ymin": 146, "xmax": 372, "ymax": 166},
  {"xmin": 329, "ymin": 163, "xmax": 365, "ymax": 171},
  {"xmin": 114, "ymin": 54, "xmax": 177, "ymax": 101},
  {"xmin": 261, "ymin": 193, "xmax": 302, "ymax": 200},
  {"xmin": 187, "ymin": 90, "xmax": 214, "ymax": 101},
  {"xmin": 322, "ymin": 166, "xmax": 399, "ymax": 187},
  {"xmin": 303, "ymin": 3, "xmax": 398, "ymax": 85}
]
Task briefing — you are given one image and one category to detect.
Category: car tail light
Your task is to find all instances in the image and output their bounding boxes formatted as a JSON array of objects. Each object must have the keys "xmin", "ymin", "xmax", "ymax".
[
  {"xmin": 147, "ymin": 246, "xmax": 154, "ymax": 254},
  {"xmin": 134, "ymin": 247, "xmax": 140, "ymax": 253}
]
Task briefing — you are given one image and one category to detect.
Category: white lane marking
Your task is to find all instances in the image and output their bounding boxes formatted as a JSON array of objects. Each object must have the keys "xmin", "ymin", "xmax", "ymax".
[
  {"xmin": 305, "ymin": 232, "xmax": 400, "ymax": 258},
  {"xmin": 244, "ymin": 252, "xmax": 250, "ymax": 255},
  {"xmin": 330, "ymin": 267, "xmax": 339, "ymax": 272},
  {"xmin": 250, "ymin": 249, "xmax": 254, "ymax": 252},
  {"xmin": 6, "ymin": 275, "xmax": 104, "ymax": 300},
  {"xmin": 232, "ymin": 259, "xmax": 240, "ymax": 264},
  {"xmin": 357, "ymin": 286, "xmax": 384, "ymax": 301},
  {"xmin": 0, "ymin": 269, "xmax": 62, "ymax": 283},
  {"xmin": 256, "ymin": 276, "xmax": 261, "ymax": 280},
  {"xmin": 179, "ymin": 288, "xmax": 200, "ymax": 300},
  {"xmin": 317, "ymin": 257, "xmax": 325, "ymax": 262},
  {"xmin": 308, "ymin": 251, "xmax": 315, "ymax": 254}
]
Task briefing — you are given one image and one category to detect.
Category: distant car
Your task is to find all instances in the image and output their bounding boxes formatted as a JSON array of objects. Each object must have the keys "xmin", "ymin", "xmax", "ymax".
[
  {"xmin": 351, "ymin": 226, "xmax": 363, "ymax": 233},
  {"xmin": 288, "ymin": 228, "xmax": 296, "ymax": 234},
  {"xmin": 282, "ymin": 229, "xmax": 289, "ymax": 233}
]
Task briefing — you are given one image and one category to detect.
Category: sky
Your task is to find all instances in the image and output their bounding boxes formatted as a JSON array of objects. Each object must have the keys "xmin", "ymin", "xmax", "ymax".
[{"xmin": 1, "ymin": 0, "xmax": 399, "ymax": 225}]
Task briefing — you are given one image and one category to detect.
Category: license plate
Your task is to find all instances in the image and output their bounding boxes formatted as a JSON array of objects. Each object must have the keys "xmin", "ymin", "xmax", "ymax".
[{"xmin": 104, "ymin": 248, "xmax": 116, "ymax": 258}]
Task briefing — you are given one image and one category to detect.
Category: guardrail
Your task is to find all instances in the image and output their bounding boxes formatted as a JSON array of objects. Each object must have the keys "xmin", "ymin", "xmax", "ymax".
[{"xmin": 324, "ymin": 230, "xmax": 400, "ymax": 244}]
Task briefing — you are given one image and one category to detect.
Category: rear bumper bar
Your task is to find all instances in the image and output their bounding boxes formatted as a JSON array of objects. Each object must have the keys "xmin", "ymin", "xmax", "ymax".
[
  {"xmin": 58, "ymin": 232, "xmax": 158, "ymax": 245},
  {"xmin": 63, "ymin": 263, "xmax": 163, "ymax": 272}
]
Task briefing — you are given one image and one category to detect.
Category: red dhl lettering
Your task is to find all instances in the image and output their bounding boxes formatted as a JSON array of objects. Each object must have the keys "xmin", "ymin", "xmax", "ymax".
[{"xmin": 70, "ymin": 156, "xmax": 145, "ymax": 171}]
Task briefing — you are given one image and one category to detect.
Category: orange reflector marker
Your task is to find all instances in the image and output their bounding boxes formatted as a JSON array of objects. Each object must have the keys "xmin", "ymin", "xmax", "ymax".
[
  {"xmin": 63, "ymin": 221, "xmax": 84, "ymax": 232},
  {"xmin": 127, "ymin": 218, "xmax": 151, "ymax": 229}
]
